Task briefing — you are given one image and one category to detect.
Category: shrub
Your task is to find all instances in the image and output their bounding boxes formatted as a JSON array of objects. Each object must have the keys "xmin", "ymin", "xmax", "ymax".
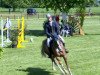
[{"xmin": 0, "ymin": 47, "xmax": 3, "ymax": 58}]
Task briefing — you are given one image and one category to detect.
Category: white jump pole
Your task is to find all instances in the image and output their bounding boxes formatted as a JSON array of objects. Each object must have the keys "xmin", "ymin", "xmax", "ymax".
[
  {"xmin": 1, "ymin": 17, "xmax": 5, "ymax": 47},
  {"xmin": 0, "ymin": 17, "xmax": 11, "ymax": 47},
  {"xmin": 5, "ymin": 18, "xmax": 11, "ymax": 43}
]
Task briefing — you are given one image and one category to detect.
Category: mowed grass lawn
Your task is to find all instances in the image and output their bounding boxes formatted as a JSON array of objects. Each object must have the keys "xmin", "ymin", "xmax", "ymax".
[{"xmin": 0, "ymin": 16, "xmax": 100, "ymax": 75}]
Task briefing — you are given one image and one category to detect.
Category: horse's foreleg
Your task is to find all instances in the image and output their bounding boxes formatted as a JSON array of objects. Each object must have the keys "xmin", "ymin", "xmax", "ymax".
[
  {"xmin": 52, "ymin": 61, "xmax": 56, "ymax": 71},
  {"xmin": 56, "ymin": 57, "xmax": 69, "ymax": 74},
  {"xmin": 63, "ymin": 56, "xmax": 73, "ymax": 75},
  {"xmin": 51, "ymin": 57, "xmax": 57, "ymax": 71},
  {"xmin": 55, "ymin": 57, "xmax": 67, "ymax": 75},
  {"xmin": 60, "ymin": 64, "xmax": 69, "ymax": 74}
]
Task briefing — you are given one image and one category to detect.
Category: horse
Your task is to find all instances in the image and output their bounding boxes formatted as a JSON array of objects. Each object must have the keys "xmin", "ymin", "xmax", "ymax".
[{"xmin": 41, "ymin": 38, "xmax": 72, "ymax": 75}]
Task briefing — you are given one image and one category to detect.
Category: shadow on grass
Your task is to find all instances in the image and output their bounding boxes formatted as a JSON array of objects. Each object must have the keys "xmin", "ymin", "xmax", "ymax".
[
  {"xmin": 26, "ymin": 30, "xmax": 45, "ymax": 36},
  {"xmin": 85, "ymin": 33, "xmax": 100, "ymax": 35},
  {"xmin": 16, "ymin": 67, "xmax": 52, "ymax": 75},
  {"xmin": 0, "ymin": 29, "xmax": 45, "ymax": 37}
]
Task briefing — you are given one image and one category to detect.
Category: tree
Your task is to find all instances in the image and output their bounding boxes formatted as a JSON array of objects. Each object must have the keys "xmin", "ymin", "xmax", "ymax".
[
  {"xmin": 35, "ymin": 0, "xmax": 77, "ymax": 12},
  {"xmin": 3, "ymin": 0, "xmax": 19, "ymax": 11},
  {"xmin": 34, "ymin": 0, "xmax": 94, "ymax": 35},
  {"xmin": 0, "ymin": 47, "xmax": 3, "ymax": 59},
  {"xmin": 2, "ymin": 0, "xmax": 34, "ymax": 11},
  {"xmin": 75, "ymin": 0, "xmax": 94, "ymax": 35}
]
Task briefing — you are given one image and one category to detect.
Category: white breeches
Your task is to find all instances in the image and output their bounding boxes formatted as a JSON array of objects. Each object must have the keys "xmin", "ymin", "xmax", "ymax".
[
  {"xmin": 47, "ymin": 35, "xmax": 64, "ymax": 48},
  {"xmin": 47, "ymin": 37, "xmax": 52, "ymax": 47}
]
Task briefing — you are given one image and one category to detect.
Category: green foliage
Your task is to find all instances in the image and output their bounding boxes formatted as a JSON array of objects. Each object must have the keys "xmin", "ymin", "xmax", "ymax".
[
  {"xmin": 33, "ymin": 0, "xmax": 94, "ymax": 27},
  {"xmin": 10, "ymin": 29, "xmax": 19, "ymax": 41},
  {"xmin": 2, "ymin": 0, "xmax": 95, "ymax": 12},
  {"xmin": 0, "ymin": 47, "xmax": 3, "ymax": 58},
  {"xmin": 34, "ymin": 0, "xmax": 94, "ymax": 12},
  {"xmin": 75, "ymin": 0, "xmax": 94, "ymax": 26},
  {"xmin": 2, "ymin": 0, "xmax": 36, "ymax": 11},
  {"xmin": 76, "ymin": 7, "xmax": 86, "ymax": 27},
  {"xmin": 3, "ymin": 0, "xmax": 20, "ymax": 11},
  {"xmin": 35, "ymin": 0, "xmax": 76, "ymax": 12},
  {"xmin": 68, "ymin": 16, "xmax": 79, "ymax": 34},
  {"xmin": 9, "ymin": 28, "xmax": 19, "ymax": 47}
]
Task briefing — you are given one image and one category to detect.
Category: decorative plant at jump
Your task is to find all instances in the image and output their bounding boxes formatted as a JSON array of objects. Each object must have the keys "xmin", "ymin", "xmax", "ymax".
[
  {"xmin": 0, "ymin": 47, "xmax": 3, "ymax": 59},
  {"xmin": 68, "ymin": 16, "xmax": 80, "ymax": 35},
  {"xmin": 9, "ymin": 28, "xmax": 19, "ymax": 48}
]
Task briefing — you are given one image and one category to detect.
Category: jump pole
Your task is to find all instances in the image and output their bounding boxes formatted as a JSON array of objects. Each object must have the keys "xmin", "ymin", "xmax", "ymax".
[
  {"xmin": 4, "ymin": 18, "xmax": 11, "ymax": 43},
  {"xmin": 17, "ymin": 17, "xmax": 25, "ymax": 48},
  {"xmin": 1, "ymin": 17, "xmax": 5, "ymax": 47}
]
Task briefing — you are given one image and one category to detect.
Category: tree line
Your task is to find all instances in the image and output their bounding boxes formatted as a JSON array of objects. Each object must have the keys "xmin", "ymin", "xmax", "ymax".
[
  {"xmin": 1, "ymin": 0, "xmax": 37, "ymax": 11},
  {"xmin": 0, "ymin": 0, "xmax": 95, "ymax": 11}
]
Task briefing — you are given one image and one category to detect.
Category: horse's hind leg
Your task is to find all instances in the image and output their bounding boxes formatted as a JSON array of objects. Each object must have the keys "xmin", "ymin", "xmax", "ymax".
[
  {"xmin": 52, "ymin": 61, "xmax": 56, "ymax": 71},
  {"xmin": 63, "ymin": 56, "xmax": 72, "ymax": 75}
]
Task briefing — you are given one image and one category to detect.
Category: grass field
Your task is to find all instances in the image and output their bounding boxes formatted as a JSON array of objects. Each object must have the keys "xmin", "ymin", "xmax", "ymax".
[{"xmin": 0, "ymin": 16, "xmax": 100, "ymax": 75}]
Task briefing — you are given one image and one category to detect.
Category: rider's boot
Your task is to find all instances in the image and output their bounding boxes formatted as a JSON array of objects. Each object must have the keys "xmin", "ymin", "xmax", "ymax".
[{"xmin": 48, "ymin": 47, "xmax": 52, "ymax": 58}]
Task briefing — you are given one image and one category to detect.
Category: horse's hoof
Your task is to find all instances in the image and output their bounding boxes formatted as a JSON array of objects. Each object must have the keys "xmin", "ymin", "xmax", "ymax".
[{"xmin": 53, "ymin": 68, "xmax": 56, "ymax": 71}]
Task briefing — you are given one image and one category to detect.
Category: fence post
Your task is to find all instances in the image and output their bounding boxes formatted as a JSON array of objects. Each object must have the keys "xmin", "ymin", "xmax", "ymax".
[
  {"xmin": 1, "ymin": 15, "xmax": 2, "ymax": 18},
  {"xmin": 27, "ymin": 14, "xmax": 28, "ymax": 19},
  {"xmin": 38, "ymin": 13, "xmax": 39, "ymax": 19},
  {"xmin": 14, "ymin": 15, "xmax": 15, "ymax": 19}
]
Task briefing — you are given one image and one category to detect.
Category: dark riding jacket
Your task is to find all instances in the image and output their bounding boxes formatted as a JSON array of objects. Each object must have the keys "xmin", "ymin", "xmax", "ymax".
[{"xmin": 44, "ymin": 21, "xmax": 60, "ymax": 39}]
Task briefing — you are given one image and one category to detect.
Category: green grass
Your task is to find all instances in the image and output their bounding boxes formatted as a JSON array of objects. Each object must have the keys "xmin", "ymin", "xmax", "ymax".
[
  {"xmin": 0, "ymin": 16, "xmax": 100, "ymax": 75},
  {"xmin": 69, "ymin": 7, "xmax": 100, "ymax": 14}
]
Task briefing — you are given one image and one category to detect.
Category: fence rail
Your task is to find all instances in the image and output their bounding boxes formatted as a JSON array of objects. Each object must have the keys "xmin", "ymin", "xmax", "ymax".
[
  {"xmin": 0, "ymin": 12, "xmax": 100, "ymax": 19},
  {"xmin": 0, "ymin": 12, "xmax": 55, "ymax": 19}
]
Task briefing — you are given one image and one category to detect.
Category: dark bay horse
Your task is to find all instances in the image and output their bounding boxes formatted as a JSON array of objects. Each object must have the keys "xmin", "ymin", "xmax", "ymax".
[{"xmin": 41, "ymin": 39, "xmax": 72, "ymax": 75}]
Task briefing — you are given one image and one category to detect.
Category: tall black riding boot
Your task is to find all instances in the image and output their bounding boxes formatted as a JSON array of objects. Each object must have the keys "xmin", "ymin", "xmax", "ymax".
[{"xmin": 48, "ymin": 47, "xmax": 52, "ymax": 58}]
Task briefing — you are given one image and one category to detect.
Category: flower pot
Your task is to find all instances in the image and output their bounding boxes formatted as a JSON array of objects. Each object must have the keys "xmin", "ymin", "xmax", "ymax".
[
  {"xmin": 12, "ymin": 44, "xmax": 17, "ymax": 48},
  {"xmin": 11, "ymin": 41, "xmax": 18, "ymax": 48}
]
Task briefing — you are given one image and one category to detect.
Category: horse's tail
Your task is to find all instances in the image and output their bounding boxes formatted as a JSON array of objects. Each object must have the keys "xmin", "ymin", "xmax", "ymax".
[{"xmin": 41, "ymin": 39, "xmax": 48, "ymax": 57}]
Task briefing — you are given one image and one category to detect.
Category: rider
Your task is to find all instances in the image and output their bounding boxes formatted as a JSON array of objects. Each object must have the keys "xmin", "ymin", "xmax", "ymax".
[{"xmin": 44, "ymin": 13, "xmax": 68, "ymax": 57}]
